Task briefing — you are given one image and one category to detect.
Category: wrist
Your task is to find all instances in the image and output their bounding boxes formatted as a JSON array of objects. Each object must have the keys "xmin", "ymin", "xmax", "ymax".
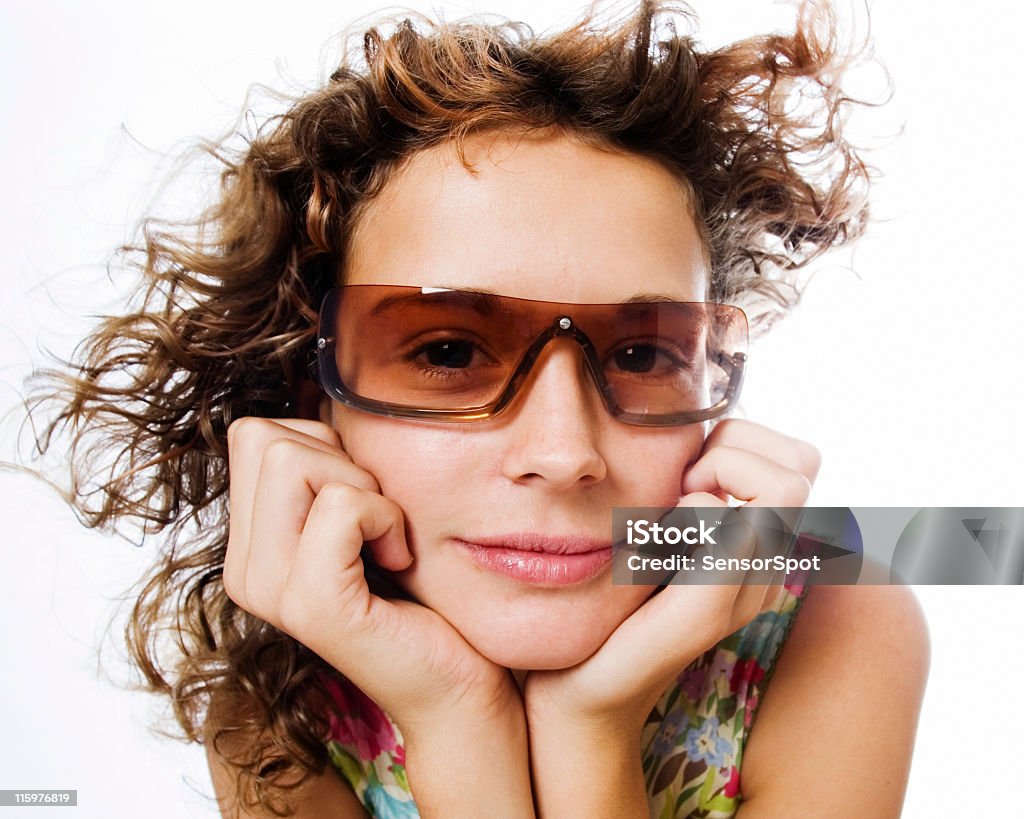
[
  {"xmin": 523, "ymin": 673, "xmax": 653, "ymax": 740},
  {"xmin": 403, "ymin": 704, "xmax": 535, "ymax": 819},
  {"xmin": 528, "ymin": 709, "xmax": 647, "ymax": 819},
  {"xmin": 527, "ymin": 698, "xmax": 644, "ymax": 760},
  {"xmin": 399, "ymin": 670, "xmax": 523, "ymax": 743}
]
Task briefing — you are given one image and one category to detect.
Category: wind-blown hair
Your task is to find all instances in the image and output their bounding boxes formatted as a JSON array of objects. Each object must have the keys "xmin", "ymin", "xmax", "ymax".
[{"xmin": 31, "ymin": 1, "xmax": 871, "ymax": 813}]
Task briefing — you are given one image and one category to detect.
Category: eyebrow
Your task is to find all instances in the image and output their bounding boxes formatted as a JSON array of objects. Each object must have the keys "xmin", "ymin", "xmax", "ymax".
[
  {"xmin": 621, "ymin": 293, "xmax": 694, "ymax": 304},
  {"xmin": 368, "ymin": 286, "xmax": 695, "ymax": 316},
  {"xmin": 370, "ymin": 288, "xmax": 504, "ymax": 317}
]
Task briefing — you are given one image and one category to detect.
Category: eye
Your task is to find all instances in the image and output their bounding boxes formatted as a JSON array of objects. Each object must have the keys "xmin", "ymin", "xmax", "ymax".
[
  {"xmin": 612, "ymin": 343, "xmax": 658, "ymax": 373},
  {"xmin": 401, "ymin": 331, "xmax": 502, "ymax": 380},
  {"xmin": 421, "ymin": 339, "xmax": 475, "ymax": 368},
  {"xmin": 602, "ymin": 339, "xmax": 692, "ymax": 376}
]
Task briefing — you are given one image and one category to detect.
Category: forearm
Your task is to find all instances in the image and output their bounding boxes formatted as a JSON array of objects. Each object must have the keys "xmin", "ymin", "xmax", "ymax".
[
  {"xmin": 528, "ymin": 714, "xmax": 648, "ymax": 819},
  {"xmin": 403, "ymin": 707, "xmax": 536, "ymax": 819}
]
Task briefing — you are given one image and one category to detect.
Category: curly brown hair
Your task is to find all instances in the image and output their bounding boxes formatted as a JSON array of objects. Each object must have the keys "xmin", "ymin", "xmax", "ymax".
[{"xmin": 30, "ymin": 1, "xmax": 872, "ymax": 813}]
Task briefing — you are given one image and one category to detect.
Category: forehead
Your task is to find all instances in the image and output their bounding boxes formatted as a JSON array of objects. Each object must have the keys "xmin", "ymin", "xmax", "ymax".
[{"xmin": 344, "ymin": 130, "xmax": 708, "ymax": 303}]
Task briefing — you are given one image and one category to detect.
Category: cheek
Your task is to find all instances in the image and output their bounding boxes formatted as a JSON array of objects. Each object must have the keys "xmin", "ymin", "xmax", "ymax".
[
  {"xmin": 609, "ymin": 424, "xmax": 707, "ymax": 503},
  {"xmin": 336, "ymin": 405, "xmax": 708, "ymax": 510},
  {"xmin": 331, "ymin": 408, "xmax": 477, "ymax": 505}
]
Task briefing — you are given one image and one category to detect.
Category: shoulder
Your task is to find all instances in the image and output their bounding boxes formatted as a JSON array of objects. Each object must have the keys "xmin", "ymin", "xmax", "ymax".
[
  {"xmin": 738, "ymin": 585, "xmax": 929, "ymax": 818},
  {"xmin": 776, "ymin": 584, "xmax": 930, "ymax": 681},
  {"xmin": 768, "ymin": 584, "xmax": 930, "ymax": 698}
]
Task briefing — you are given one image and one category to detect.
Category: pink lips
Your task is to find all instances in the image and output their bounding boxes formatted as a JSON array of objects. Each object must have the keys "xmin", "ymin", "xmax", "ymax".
[{"xmin": 453, "ymin": 534, "xmax": 613, "ymax": 585}]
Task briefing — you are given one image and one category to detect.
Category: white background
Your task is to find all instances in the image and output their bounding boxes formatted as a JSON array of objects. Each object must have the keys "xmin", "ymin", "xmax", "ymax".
[{"xmin": 1, "ymin": 1, "xmax": 1021, "ymax": 816}]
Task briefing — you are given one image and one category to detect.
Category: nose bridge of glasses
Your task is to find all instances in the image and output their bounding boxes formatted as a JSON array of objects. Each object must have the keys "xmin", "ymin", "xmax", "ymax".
[{"xmin": 492, "ymin": 318, "xmax": 614, "ymax": 416}]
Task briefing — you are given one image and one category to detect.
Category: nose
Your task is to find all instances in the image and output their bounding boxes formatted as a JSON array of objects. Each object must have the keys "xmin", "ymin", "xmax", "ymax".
[{"xmin": 498, "ymin": 338, "xmax": 608, "ymax": 489}]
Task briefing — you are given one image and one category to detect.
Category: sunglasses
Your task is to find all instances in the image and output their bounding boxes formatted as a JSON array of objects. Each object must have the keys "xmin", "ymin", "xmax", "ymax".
[{"xmin": 315, "ymin": 285, "xmax": 748, "ymax": 426}]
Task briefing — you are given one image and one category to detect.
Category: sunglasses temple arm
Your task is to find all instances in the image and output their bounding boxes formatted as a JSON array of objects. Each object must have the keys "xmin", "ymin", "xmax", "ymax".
[{"xmin": 717, "ymin": 350, "xmax": 747, "ymax": 404}]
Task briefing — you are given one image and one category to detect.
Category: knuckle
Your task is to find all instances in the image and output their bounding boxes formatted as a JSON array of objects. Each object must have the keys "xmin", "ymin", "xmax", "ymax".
[
  {"xmin": 350, "ymin": 469, "xmax": 381, "ymax": 493},
  {"xmin": 221, "ymin": 564, "xmax": 245, "ymax": 607},
  {"xmin": 226, "ymin": 416, "xmax": 244, "ymax": 450},
  {"xmin": 227, "ymin": 416, "xmax": 276, "ymax": 453},
  {"xmin": 710, "ymin": 417, "xmax": 740, "ymax": 436},
  {"xmin": 795, "ymin": 440, "xmax": 822, "ymax": 480},
  {"xmin": 261, "ymin": 435, "xmax": 305, "ymax": 470},
  {"xmin": 679, "ymin": 491, "xmax": 721, "ymax": 507},
  {"xmin": 784, "ymin": 471, "xmax": 813, "ymax": 502},
  {"xmin": 315, "ymin": 480, "xmax": 362, "ymax": 510},
  {"xmin": 311, "ymin": 419, "xmax": 342, "ymax": 442}
]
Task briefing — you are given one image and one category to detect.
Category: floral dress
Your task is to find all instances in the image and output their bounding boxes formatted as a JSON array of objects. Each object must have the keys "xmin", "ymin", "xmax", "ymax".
[{"xmin": 323, "ymin": 580, "xmax": 808, "ymax": 819}]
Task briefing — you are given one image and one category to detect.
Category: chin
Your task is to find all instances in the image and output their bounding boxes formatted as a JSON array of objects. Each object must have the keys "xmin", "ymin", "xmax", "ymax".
[
  {"xmin": 393, "ymin": 564, "xmax": 654, "ymax": 670},
  {"xmin": 474, "ymin": 638, "xmax": 602, "ymax": 671},
  {"xmin": 458, "ymin": 613, "xmax": 617, "ymax": 671}
]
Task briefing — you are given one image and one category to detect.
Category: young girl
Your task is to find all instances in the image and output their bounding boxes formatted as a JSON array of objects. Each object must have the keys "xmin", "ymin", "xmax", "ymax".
[{"xmin": 33, "ymin": 1, "xmax": 927, "ymax": 816}]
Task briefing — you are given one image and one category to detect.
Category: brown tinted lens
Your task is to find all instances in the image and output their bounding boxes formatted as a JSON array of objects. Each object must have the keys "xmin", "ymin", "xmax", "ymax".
[
  {"xmin": 322, "ymin": 286, "xmax": 747, "ymax": 418},
  {"xmin": 578, "ymin": 301, "xmax": 746, "ymax": 416},
  {"xmin": 334, "ymin": 287, "xmax": 538, "ymax": 409}
]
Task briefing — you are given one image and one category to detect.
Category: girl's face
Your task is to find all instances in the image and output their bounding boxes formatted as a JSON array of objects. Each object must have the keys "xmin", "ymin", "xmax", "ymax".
[{"xmin": 329, "ymin": 130, "xmax": 710, "ymax": 670}]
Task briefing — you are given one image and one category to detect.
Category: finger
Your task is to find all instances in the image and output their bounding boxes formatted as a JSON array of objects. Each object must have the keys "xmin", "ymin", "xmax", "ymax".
[
  {"xmin": 671, "ymin": 492, "xmax": 728, "ymax": 567},
  {"xmin": 226, "ymin": 417, "xmax": 378, "ymax": 592},
  {"xmin": 301, "ymin": 484, "xmax": 411, "ymax": 573},
  {"xmin": 680, "ymin": 455, "xmax": 793, "ymax": 616},
  {"xmin": 259, "ymin": 417, "xmax": 342, "ymax": 447},
  {"xmin": 603, "ymin": 494, "xmax": 735, "ymax": 689},
  {"xmin": 676, "ymin": 491, "xmax": 727, "ymax": 508},
  {"xmin": 250, "ymin": 422, "xmax": 375, "ymax": 487},
  {"xmin": 605, "ymin": 496, "xmax": 774, "ymax": 692},
  {"xmin": 673, "ymin": 493, "xmax": 753, "ymax": 585},
  {"xmin": 225, "ymin": 418, "xmax": 377, "ymax": 608},
  {"xmin": 722, "ymin": 576, "xmax": 775, "ymax": 633},
  {"xmin": 227, "ymin": 417, "xmax": 354, "ymax": 491},
  {"xmin": 227, "ymin": 419, "xmax": 324, "ymax": 553},
  {"xmin": 592, "ymin": 581, "xmax": 763, "ymax": 699},
  {"xmin": 703, "ymin": 419, "xmax": 821, "ymax": 482},
  {"xmin": 680, "ymin": 445, "xmax": 812, "ymax": 507},
  {"xmin": 239, "ymin": 438, "xmax": 396, "ymax": 617},
  {"xmin": 277, "ymin": 485, "xmax": 410, "ymax": 663},
  {"xmin": 227, "ymin": 416, "xmax": 343, "ymax": 460}
]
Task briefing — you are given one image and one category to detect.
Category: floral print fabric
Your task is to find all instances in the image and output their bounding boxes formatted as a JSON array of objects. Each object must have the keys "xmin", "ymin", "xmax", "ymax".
[
  {"xmin": 323, "ymin": 581, "xmax": 807, "ymax": 819},
  {"xmin": 322, "ymin": 675, "xmax": 417, "ymax": 819},
  {"xmin": 642, "ymin": 581, "xmax": 807, "ymax": 818}
]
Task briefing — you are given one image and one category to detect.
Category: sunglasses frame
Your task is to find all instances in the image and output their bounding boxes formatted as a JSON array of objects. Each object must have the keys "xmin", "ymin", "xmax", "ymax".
[{"xmin": 314, "ymin": 286, "xmax": 747, "ymax": 427}]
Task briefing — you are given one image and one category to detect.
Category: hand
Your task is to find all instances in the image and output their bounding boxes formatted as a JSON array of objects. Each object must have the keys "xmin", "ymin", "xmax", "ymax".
[
  {"xmin": 222, "ymin": 417, "xmax": 520, "ymax": 737},
  {"xmin": 524, "ymin": 418, "xmax": 821, "ymax": 734},
  {"xmin": 523, "ymin": 420, "xmax": 820, "ymax": 817}
]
